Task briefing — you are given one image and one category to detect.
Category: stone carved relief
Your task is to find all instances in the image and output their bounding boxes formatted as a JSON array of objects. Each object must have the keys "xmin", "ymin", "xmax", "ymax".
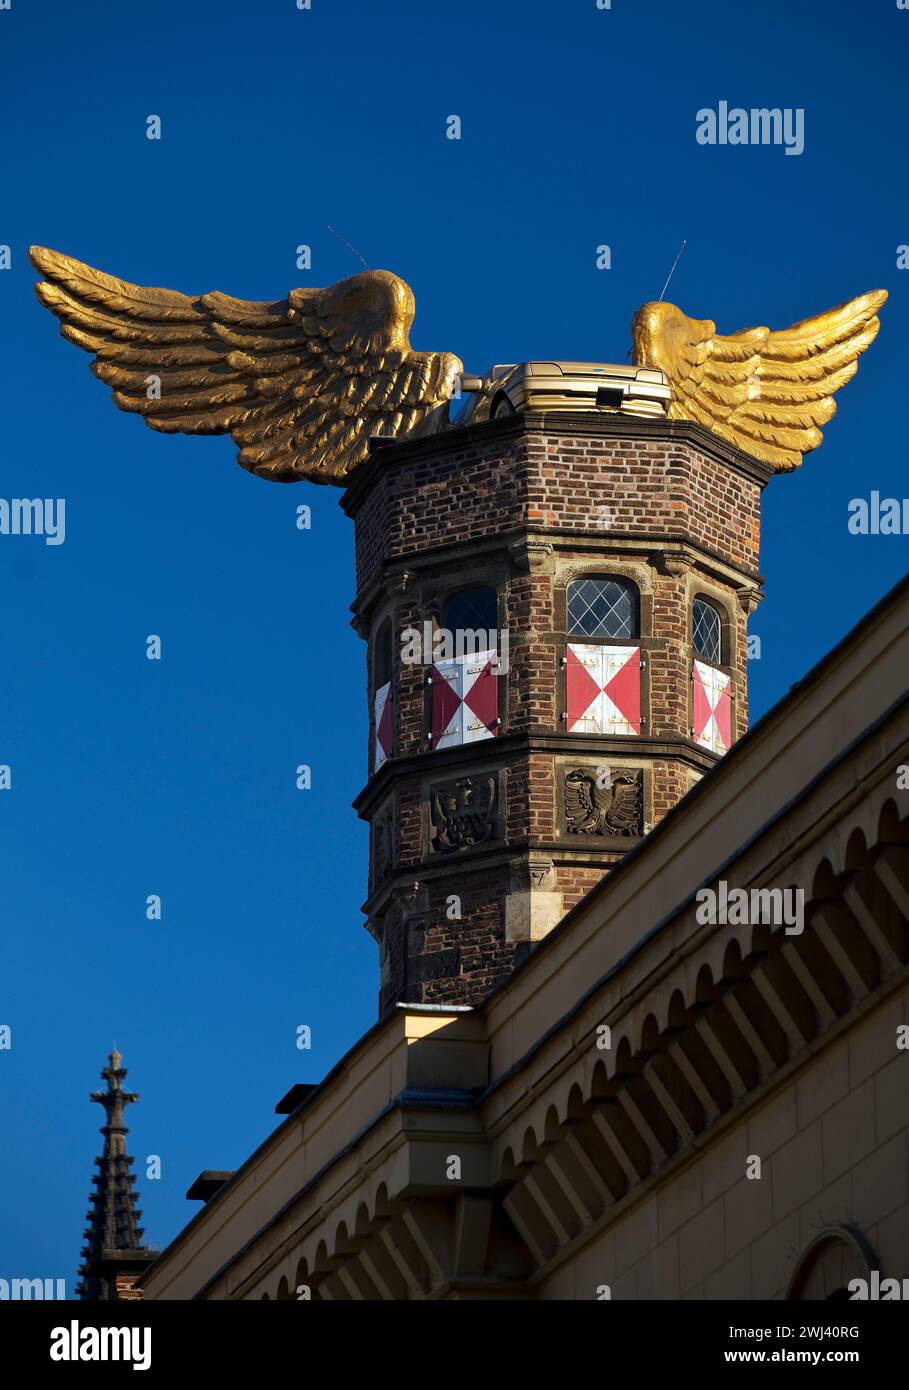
[
  {"xmin": 430, "ymin": 775, "xmax": 498, "ymax": 852},
  {"xmin": 564, "ymin": 767, "xmax": 643, "ymax": 837}
]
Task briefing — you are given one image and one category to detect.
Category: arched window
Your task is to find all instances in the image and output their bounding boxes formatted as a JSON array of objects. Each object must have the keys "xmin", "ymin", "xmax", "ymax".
[
  {"xmin": 691, "ymin": 597, "xmax": 732, "ymax": 755},
  {"xmin": 692, "ymin": 597, "xmax": 723, "ymax": 665},
  {"xmin": 441, "ymin": 586, "xmax": 497, "ymax": 635},
  {"xmin": 787, "ymin": 1228, "xmax": 876, "ymax": 1301},
  {"xmin": 430, "ymin": 586, "xmax": 499, "ymax": 750},
  {"xmin": 564, "ymin": 577, "xmax": 641, "ymax": 737},
  {"xmin": 567, "ymin": 577, "xmax": 638, "ymax": 640}
]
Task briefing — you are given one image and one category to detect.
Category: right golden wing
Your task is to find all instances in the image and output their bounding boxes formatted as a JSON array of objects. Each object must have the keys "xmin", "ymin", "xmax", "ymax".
[
  {"xmin": 30, "ymin": 247, "xmax": 462, "ymax": 485},
  {"xmin": 632, "ymin": 291, "xmax": 886, "ymax": 472}
]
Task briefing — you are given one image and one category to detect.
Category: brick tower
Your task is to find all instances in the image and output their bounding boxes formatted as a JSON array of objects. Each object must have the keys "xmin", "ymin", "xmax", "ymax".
[{"xmin": 344, "ymin": 412, "xmax": 769, "ymax": 1014}]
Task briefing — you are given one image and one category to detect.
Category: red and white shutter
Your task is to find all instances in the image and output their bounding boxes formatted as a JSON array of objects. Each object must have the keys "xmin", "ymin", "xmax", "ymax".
[
  {"xmin": 566, "ymin": 643, "xmax": 640, "ymax": 736},
  {"xmin": 462, "ymin": 652, "xmax": 498, "ymax": 743},
  {"xmin": 374, "ymin": 680, "xmax": 393, "ymax": 771},
  {"xmin": 431, "ymin": 651, "xmax": 498, "ymax": 749},
  {"xmin": 692, "ymin": 659, "xmax": 732, "ymax": 754},
  {"xmin": 431, "ymin": 657, "xmax": 463, "ymax": 749}
]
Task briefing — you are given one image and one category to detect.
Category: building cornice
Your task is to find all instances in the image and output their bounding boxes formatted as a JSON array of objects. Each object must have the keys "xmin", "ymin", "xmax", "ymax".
[{"xmin": 353, "ymin": 730, "xmax": 717, "ymax": 819}]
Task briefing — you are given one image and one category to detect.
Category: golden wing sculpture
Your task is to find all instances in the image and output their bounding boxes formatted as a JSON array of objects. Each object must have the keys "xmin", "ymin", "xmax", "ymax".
[
  {"xmin": 631, "ymin": 290, "xmax": 887, "ymax": 472},
  {"xmin": 31, "ymin": 245, "xmax": 885, "ymax": 480},
  {"xmin": 29, "ymin": 246, "xmax": 462, "ymax": 485}
]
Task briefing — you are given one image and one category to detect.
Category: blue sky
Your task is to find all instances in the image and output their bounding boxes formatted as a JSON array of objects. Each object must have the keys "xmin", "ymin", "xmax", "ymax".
[{"xmin": 1, "ymin": 0, "xmax": 906, "ymax": 1284}]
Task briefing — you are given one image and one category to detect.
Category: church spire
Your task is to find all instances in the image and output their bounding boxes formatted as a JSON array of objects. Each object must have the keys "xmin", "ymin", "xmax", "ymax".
[{"xmin": 76, "ymin": 1050, "xmax": 156, "ymax": 1300}]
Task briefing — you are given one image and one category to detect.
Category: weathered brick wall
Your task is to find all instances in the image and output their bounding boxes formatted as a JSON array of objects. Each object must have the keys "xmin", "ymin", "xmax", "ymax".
[
  {"xmin": 555, "ymin": 864, "xmax": 616, "ymax": 913},
  {"xmin": 377, "ymin": 866, "xmax": 516, "ymax": 1013},
  {"xmin": 422, "ymin": 871, "xmax": 514, "ymax": 1007},
  {"xmin": 504, "ymin": 573, "xmax": 553, "ymax": 731},
  {"xmin": 650, "ymin": 758, "xmax": 701, "ymax": 826},
  {"xmin": 113, "ymin": 1273, "xmax": 143, "ymax": 1301},
  {"xmin": 350, "ymin": 423, "xmax": 763, "ymax": 595}
]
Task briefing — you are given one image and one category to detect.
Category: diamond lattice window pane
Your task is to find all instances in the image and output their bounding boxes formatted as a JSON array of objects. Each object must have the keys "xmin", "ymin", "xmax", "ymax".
[
  {"xmin": 442, "ymin": 587, "xmax": 498, "ymax": 635},
  {"xmin": 567, "ymin": 579, "xmax": 637, "ymax": 639},
  {"xmin": 692, "ymin": 599, "xmax": 722, "ymax": 665}
]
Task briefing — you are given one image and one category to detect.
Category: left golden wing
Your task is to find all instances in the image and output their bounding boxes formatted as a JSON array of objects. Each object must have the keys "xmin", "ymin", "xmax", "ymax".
[
  {"xmin": 631, "ymin": 290, "xmax": 887, "ymax": 471},
  {"xmin": 29, "ymin": 246, "xmax": 462, "ymax": 485}
]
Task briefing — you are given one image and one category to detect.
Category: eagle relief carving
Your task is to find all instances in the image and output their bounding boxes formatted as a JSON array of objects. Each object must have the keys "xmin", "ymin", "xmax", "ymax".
[
  {"xmin": 564, "ymin": 768, "xmax": 643, "ymax": 838},
  {"xmin": 430, "ymin": 776, "xmax": 498, "ymax": 852}
]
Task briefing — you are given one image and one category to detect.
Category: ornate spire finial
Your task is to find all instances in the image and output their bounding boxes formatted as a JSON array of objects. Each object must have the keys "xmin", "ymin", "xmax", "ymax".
[{"xmin": 76, "ymin": 1049, "xmax": 154, "ymax": 1301}]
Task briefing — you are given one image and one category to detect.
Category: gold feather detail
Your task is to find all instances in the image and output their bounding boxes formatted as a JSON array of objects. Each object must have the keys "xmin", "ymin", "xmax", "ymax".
[
  {"xmin": 30, "ymin": 246, "xmax": 462, "ymax": 485},
  {"xmin": 631, "ymin": 290, "xmax": 887, "ymax": 471}
]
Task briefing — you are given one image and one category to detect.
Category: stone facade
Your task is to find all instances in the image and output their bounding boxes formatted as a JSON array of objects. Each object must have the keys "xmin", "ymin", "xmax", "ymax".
[{"xmin": 344, "ymin": 413, "xmax": 769, "ymax": 1012}]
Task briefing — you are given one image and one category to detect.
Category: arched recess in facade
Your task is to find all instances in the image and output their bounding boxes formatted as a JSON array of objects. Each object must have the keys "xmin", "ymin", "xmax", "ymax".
[
  {"xmin": 491, "ymin": 792, "xmax": 909, "ymax": 1287},
  {"xmin": 787, "ymin": 1226, "xmax": 878, "ymax": 1301}
]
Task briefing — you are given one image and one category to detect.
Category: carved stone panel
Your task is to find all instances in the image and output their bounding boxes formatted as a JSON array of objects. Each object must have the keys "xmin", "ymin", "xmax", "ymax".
[
  {"xmin": 429, "ymin": 774, "xmax": 498, "ymax": 852},
  {"xmin": 563, "ymin": 766, "xmax": 643, "ymax": 838}
]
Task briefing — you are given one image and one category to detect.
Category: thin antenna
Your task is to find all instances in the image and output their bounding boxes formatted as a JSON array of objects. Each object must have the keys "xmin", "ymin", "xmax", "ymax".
[
  {"xmin": 625, "ymin": 239, "xmax": 688, "ymax": 361},
  {"xmin": 657, "ymin": 239, "xmax": 687, "ymax": 302},
  {"xmin": 326, "ymin": 224, "xmax": 369, "ymax": 270}
]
